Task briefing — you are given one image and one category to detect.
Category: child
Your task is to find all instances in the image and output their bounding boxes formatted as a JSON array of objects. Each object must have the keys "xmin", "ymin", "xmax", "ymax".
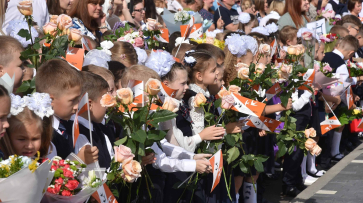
[
  {"xmin": 238, "ymin": 13, "xmax": 258, "ymax": 34},
  {"xmin": 0, "ymin": 36, "xmax": 25, "ymax": 91},
  {"xmin": 279, "ymin": 25, "xmax": 298, "ymax": 51},
  {"xmin": 108, "ymin": 61, "xmax": 127, "ymax": 89},
  {"xmin": 196, "ymin": 43, "xmax": 226, "ymax": 66},
  {"xmin": 35, "ymin": 59, "xmax": 98, "ymax": 163},
  {"xmin": 354, "ymin": 26, "xmax": 363, "ymax": 58},
  {"xmin": 82, "ymin": 65, "xmax": 116, "ymax": 96},
  {"xmin": 330, "ymin": 25, "xmax": 349, "ymax": 38},
  {"xmin": 0, "ymin": 92, "xmax": 53, "ymax": 159},
  {"xmin": 0, "ymin": 85, "xmax": 10, "ymax": 159},
  {"xmin": 70, "ymin": 71, "xmax": 113, "ymax": 168},
  {"xmin": 110, "ymin": 41, "xmax": 138, "ymax": 68},
  {"xmin": 341, "ymin": 14, "xmax": 362, "ymax": 36}
]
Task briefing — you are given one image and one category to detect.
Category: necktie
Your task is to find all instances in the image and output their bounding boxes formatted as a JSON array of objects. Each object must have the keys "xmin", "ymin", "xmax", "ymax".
[{"xmin": 58, "ymin": 122, "xmax": 68, "ymax": 139}]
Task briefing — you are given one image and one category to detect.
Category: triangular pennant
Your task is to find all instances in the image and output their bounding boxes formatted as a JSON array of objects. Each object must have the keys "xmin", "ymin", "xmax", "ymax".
[
  {"xmin": 72, "ymin": 93, "xmax": 89, "ymax": 147},
  {"xmin": 0, "ymin": 73, "xmax": 15, "ymax": 94},
  {"xmin": 298, "ymin": 69, "xmax": 315, "ymax": 90},
  {"xmin": 91, "ymin": 183, "xmax": 118, "ymax": 203},
  {"xmin": 158, "ymin": 82, "xmax": 178, "ymax": 103},
  {"xmin": 188, "ymin": 23, "xmax": 203, "ymax": 39},
  {"xmin": 66, "ymin": 47, "xmax": 85, "ymax": 71},
  {"xmin": 270, "ymin": 38, "xmax": 278, "ymax": 58},
  {"xmin": 265, "ymin": 83, "xmax": 281, "ymax": 101},
  {"xmin": 320, "ymin": 116, "xmax": 341, "ymax": 135},
  {"xmin": 154, "ymin": 28, "xmax": 169, "ymax": 43},
  {"xmin": 230, "ymin": 93, "xmax": 266, "ymax": 117},
  {"xmin": 210, "ymin": 149, "xmax": 223, "ymax": 193},
  {"xmin": 340, "ymin": 85, "xmax": 354, "ymax": 109},
  {"xmin": 246, "ymin": 116, "xmax": 281, "ymax": 132}
]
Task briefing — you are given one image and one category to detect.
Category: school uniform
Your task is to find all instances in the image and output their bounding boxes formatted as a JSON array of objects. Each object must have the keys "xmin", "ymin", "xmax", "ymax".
[
  {"xmin": 51, "ymin": 116, "xmax": 73, "ymax": 159},
  {"xmin": 328, "ymin": 0, "xmax": 348, "ymax": 15}
]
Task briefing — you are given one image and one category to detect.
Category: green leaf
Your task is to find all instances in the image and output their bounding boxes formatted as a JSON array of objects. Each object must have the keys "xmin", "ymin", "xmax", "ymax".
[
  {"xmin": 16, "ymin": 80, "xmax": 30, "ymax": 93},
  {"xmin": 18, "ymin": 29, "xmax": 31, "ymax": 41},
  {"xmin": 204, "ymin": 112, "xmax": 214, "ymax": 122},
  {"xmin": 107, "ymin": 172, "xmax": 115, "ymax": 180},
  {"xmin": 239, "ymin": 161, "xmax": 249, "ymax": 174},
  {"xmin": 276, "ymin": 142, "xmax": 287, "ymax": 158},
  {"xmin": 225, "ymin": 134, "xmax": 236, "ymax": 146},
  {"xmin": 290, "ymin": 117, "xmax": 297, "ymax": 123},
  {"xmin": 148, "ymin": 130, "xmax": 167, "ymax": 141},
  {"xmin": 226, "ymin": 147, "xmax": 240, "ymax": 164},
  {"xmin": 131, "ymin": 130, "xmax": 147, "ymax": 143},
  {"xmin": 288, "ymin": 145, "xmax": 295, "ymax": 154},
  {"xmin": 214, "ymin": 99, "xmax": 222, "ymax": 108},
  {"xmin": 133, "ymin": 106, "xmax": 148, "ymax": 126},
  {"xmin": 126, "ymin": 139, "xmax": 136, "ymax": 154},
  {"xmin": 256, "ymin": 155, "xmax": 269, "ymax": 162},
  {"xmin": 254, "ymin": 160, "xmax": 264, "ymax": 172},
  {"xmin": 114, "ymin": 136, "xmax": 127, "ymax": 146},
  {"xmin": 280, "ymin": 93, "xmax": 289, "ymax": 108},
  {"xmin": 149, "ymin": 110, "xmax": 177, "ymax": 126},
  {"xmin": 138, "ymin": 143, "xmax": 145, "ymax": 156}
]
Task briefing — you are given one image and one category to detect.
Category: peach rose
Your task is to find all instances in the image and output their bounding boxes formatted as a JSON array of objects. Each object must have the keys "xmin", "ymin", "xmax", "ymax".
[
  {"xmin": 134, "ymin": 37, "xmax": 144, "ymax": 48},
  {"xmin": 17, "ymin": 0, "xmax": 32, "ymax": 16},
  {"xmin": 305, "ymin": 138, "xmax": 316, "ymax": 151},
  {"xmin": 228, "ymin": 85, "xmax": 241, "ymax": 94},
  {"xmin": 145, "ymin": 78, "xmax": 161, "ymax": 96},
  {"xmin": 114, "ymin": 145, "xmax": 135, "ymax": 163},
  {"xmin": 217, "ymin": 89, "xmax": 231, "ymax": 98},
  {"xmin": 50, "ymin": 15, "xmax": 58, "ymax": 24},
  {"xmin": 194, "ymin": 93, "xmax": 207, "ymax": 107},
  {"xmin": 57, "ymin": 14, "xmax": 73, "ymax": 30},
  {"xmin": 116, "ymin": 88, "xmax": 134, "ymax": 105},
  {"xmin": 146, "ymin": 18, "xmax": 157, "ymax": 31},
  {"xmin": 100, "ymin": 93, "xmax": 117, "ymax": 107},
  {"xmin": 221, "ymin": 94, "xmax": 235, "ymax": 110},
  {"xmin": 287, "ymin": 46, "xmax": 297, "ymax": 55},
  {"xmin": 280, "ymin": 64, "xmax": 293, "ymax": 74},
  {"xmin": 302, "ymin": 31, "xmax": 313, "ymax": 41},
  {"xmin": 68, "ymin": 28, "xmax": 82, "ymax": 42},
  {"xmin": 259, "ymin": 44, "xmax": 271, "ymax": 55},
  {"xmin": 296, "ymin": 44, "xmax": 305, "ymax": 55},
  {"xmin": 237, "ymin": 67, "xmax": 250, "ymax": 80},
  {"xmin": 43, "ymin": 22, "xmax": 57, "ymax": 36},
  {"xmin": 255, "ymin": 63, "xmax": 266, "ymax": 74},
  {"xmin": 235, "ymin": 62, "xmax": 249, "ymax": 70},
  {"xmin": 310, "ymin": 145, "xmax": 322, "ymax": 156},
  {"xmin": 304, "ymin": 128, "xmax": 316, "ymax": 138},
  {"xmin": 162, "ymin": 97, "xmax": 179, "ymax": 112},
  {"xmin": 122, "ymin": 157, "xmax": 142, "ymax": 183}
]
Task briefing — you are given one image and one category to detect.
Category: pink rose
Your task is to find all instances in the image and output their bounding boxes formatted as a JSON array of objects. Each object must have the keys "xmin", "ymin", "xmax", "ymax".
[
  {"xmin": 63, "ymin": 168, "xmax": 74, "ymax": 179},
  {"xmin": 68, "ymin": 28, "xmax": 82, "ymax": 42},
  {"xmin": 322, "ymin": 10, "xmax": 335, "ymax": 19},
  {"xmin": 43, "ymin": 22, "xmax": 57, "ymax": 36},
  {"xmin": 311, "ymin": 145, "xmax": 322, "ymax": 156},
  {"xmin": 314, "ymin": 63, "xmax": 320, "ymax": 71},
  {"xmin": 134, "ymin": 37, "xmax": 144, "ymax": 48},
  {"xmin": 305, "ymin": 138, "xmax": 316, "ymax": 151},
  {"xmin": 61, "ymin": 190, "xmax": 72, "ymax": 196},
  {"xmin": 65, "ymin": 179, "xmax": 79, "ymax": 191},
  {"xmin": 221, "ymin": 95, "xmax": 235, "ymax": 110},
  {"xmin": 55, "ymin": 177, "xmax": 63, "ymax": 185},
  {"xmin": 57, "ymin": 14, "xmax": 73, "ymax": 30},
  {"xmin": 114, "ymin": 145, "xmax": 135, "ymax": 163},
  {"xmin": 302, "ymin": 31, "xmax": 313, "ymax": 41},
  {"xmin": 17, "ymin": 0, "xmax": 32, "ymax": 16}
]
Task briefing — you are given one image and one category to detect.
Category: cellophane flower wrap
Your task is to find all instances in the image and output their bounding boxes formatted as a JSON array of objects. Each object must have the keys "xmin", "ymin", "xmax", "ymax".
[{"xmin": 41, "ymin": 153, "xmax": 104, "ymax": 203}]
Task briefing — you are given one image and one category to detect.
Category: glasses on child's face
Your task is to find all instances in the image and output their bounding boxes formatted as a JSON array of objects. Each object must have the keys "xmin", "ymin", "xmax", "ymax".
[{"xmin": 134, "ymin": 7, "xmax": 146, "ymax": 12}]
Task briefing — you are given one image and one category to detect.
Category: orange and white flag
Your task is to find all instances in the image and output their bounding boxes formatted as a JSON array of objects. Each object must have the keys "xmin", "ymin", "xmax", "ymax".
[
  {"xmin": 154, "ymin": 28, "xmax": 169, "ymax": 43},
  {"xmin": 158, "ymin": 82, "xmax": 178, "ymax": 104},
  {"xmin": 231, "ymin": 93, "xmax": 266, "ymax": 117},
  {"xmin": 246, "ymin": 116, "xmax": 281, "ymax": 132},
  {"xmin": 91, "ymin": 183, "xmax": 118, "ymax": 203},
  {"xmin": 265, "ymin": 83, "xmax": 281, "ymax": 101},
  {"xmin": 270, "ymin": 38, "xmax": 278, "ymax": 58},
  {"xmin": 298, "ymin": 69, "xmax": 315, "ymax": 90},
  {"xmin": 72, "ymin": 93, "xmax": 89, "ymax": 147},
  {"xmin": 210, "ymin": 149, "xmax": 223, "ymax": 193},
  {"xmin": 65, "ymin": 47, "xmax": 85, "ymax": 71},
  {"xmin": 341, "ymin": 86, "xmax": 354, "ymax": 109},
  {"xmin": 320, "ymin": 116, "xmax": 341, "ymax": 135}
]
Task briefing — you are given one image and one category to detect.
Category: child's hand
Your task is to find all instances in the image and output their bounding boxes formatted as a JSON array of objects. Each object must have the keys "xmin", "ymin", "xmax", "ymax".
[
  {"xmin": 195, "ymin": 159, "xmax": 212, "ymax": 174},
  {"xmin": 77, "ymin": 145, "xmax": 99, "ymax": 165},
  {"xmin": 199, "ymin": 126, "xmax": 226, "ymax": 140},
  {"xmin": 225, "ymin": 121, "xmax": 244, "ymax": 134},
  {"xmin": 282, "ymin": 98, "xmax": 293, "ymax": 110},
  {"xmin": 141, "ymin": 152, "xmax": 156, "ymax": 166},
  {"xmin": 354, "ymin": 94, "xmax": 360, "ymax": 102},
  {"xmin": 258, "ymin": 130, "xmax": 267, "ymax": 137},
  {"xmin": 216, "ymin": 18, "xmax": 224, "ymax": 30},
  {"xmin": 193, "ymin": 154, "xmax": 212, "ymax": 160}
]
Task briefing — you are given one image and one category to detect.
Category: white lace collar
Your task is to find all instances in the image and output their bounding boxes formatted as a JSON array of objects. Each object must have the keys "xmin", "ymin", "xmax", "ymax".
[{"xmin": 189, "ymin": 84, "xmax": 210, "ymax": 97}]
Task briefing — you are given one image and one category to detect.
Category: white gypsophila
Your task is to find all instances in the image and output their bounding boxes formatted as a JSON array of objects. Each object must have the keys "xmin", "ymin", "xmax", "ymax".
[
  {"xmin": 19, "ymin": 156, "xmax": 33, "ymax": 168},
  {"xmin": 238, "ymin": 12, "xmax": 251, "ymax": 24},
  {"xmin": 265, "ymin": 23, "xmax": 278, "ymax": 34},
  {"xmin": 135, "ymin": 47, "xmax": 148, "ymax": 65},
  {"xmin": 24, "ymin": 92, "xmax": 54, "ymax": 119},
  {"xmin": 131, "ymin": 31, "xmax": 140, "ymax": 38},
  {"xmin": 10, "ymin": 93, "xmax": 26, "ymax": 117},
  {"xmin": 184, "ymin": 56, "xmax": 196, "ymax": 64},
  {"xmin": 6, "ymin": 19, "xmax": 39, "ymax": 48}
]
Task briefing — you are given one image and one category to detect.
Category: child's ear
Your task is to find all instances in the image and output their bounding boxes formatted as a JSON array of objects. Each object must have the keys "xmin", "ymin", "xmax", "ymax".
[
  {"xmin": 196, "ymin": 72, "xmax": 203, "ymax": 82},
  {"xmin": 286, "ymin": 40, "xmax": 291, "ymax": 46},
  {"xmin": 348, "ymin": 50, "xmax": 355, "ymax": 57},
  {"xmin": 0, "ymin": 64, "xmax": 4, "ymax": 77}
]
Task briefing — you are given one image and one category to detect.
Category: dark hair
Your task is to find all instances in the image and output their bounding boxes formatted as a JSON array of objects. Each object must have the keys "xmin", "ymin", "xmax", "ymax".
[
  {"xmin": 255, "ymin": 0, "xmax": 265, "ymax": 12},
  {"xmin": 348, "ymin": 0, "xmax": 363, "ymax": 12},
  {"xmin": 168, "ymin": 32, "xmax": 181, "ymax": 52},
  {"xmin": 283, "ymin": 0, "xmax": 309, "ymax": 28},
  {"xmin": 68, "ymin": 0, "xmax": 105, "ymax": 31},
  {"xmin": 81, "ymin": 71, "xmax": 109, "ymax": 100},
  {"xmin": 161, "ymin": 62, "xmax": 187, "ymax": 82},
  {"xmin": 144, "ymin": 0, "xmax": 158, "ymax": 19},
  {"xmin": 196, "ymin": 43, "xmax": 225, "ymax": 64},
  {"xmin": 184, "ymin": 51, "xmax": 216, "ymax": 83},
  {"xmin": 108, "ymin": 61, "xmax": 127, "ymax": 89},
  {"xmin": 47, "ymin": 0, "xmax": 66, "ymax": 15},
  {"xmin": 0, "ymin": 85, "xmax": 9, "ymax": 97},
  {"xmin": 266, "ymin": 18, "xmax": 278, "ymax": 26}
]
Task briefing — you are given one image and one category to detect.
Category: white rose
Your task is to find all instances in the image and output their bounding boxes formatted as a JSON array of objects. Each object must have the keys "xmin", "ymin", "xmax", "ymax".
[
  {"xmin": 132, "ymin": 32, "xmax": 139, "ymax": 38},
  {"xmin": 124, "ymin": 33, "xmax": 132, "ymax": 41}
]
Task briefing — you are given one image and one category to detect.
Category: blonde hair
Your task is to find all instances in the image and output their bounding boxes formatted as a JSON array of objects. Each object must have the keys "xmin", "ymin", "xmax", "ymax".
[
  {"xmin": 270, "ymin": 0, "xmax": 285, "ymax": 16},
  {"xmin": 0, "ymin": 0, "xmax": 5, "ymax": 35},
  {"xmin": 241, "ymin": 0, "xmax": 254, "ymax": 11},
  {"xmin": 121, "ymin": 65, "xmax": 160, "ymax": 87},
  {"xmin": 223, "ymin": 46, "xmax": 238, "ymax": 85},
  {"xmin": 0, "ymin": 36, "xmax": 24, "ymax": 67},
  {"xmin": 82, "ymin": 65, "xmax": 115, "ymax": 82},
  {"xmin": 0, "ymin": 108, "xmax": 53, "ymax": 159},
  {"xmin": 110, "ymin": 41, "xmax": 138, "ymax": 68}
]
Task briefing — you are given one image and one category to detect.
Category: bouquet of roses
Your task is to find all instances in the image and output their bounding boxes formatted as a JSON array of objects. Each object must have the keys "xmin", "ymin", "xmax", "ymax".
[
  {"xmin": 142, "ymin": 18, "xmax": 163, "ymax": 49},
  {"xmin": 104, "ymin": 22, "xmax": 144, "ymax": 48},
  {"xmin": 347, "ymin": 60, "xmax": 363, "ymax": 77},
  {"xmin": 0, "ymin": 152, "xmax": 54, "ymax": 202},
  {"xmin": 174, "ymin": 10, "xmax": 191, "ymax": 24},
  {"xmin": 285, "ymin": 44, "xmax": 306, "ymax": 63},
  {"xmin": 316, "ymin": 9, "xmax": 340, "ymax": 25},
  {"xmin": 42, "ymin": 154, "xmax": 104, "ymax": 203},
  {"xmin": 314, "ymin": 61, "xmax": 334, "ymax": 78}
]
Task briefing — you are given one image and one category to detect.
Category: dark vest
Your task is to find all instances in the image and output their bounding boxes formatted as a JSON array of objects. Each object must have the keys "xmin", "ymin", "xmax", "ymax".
[
  {"xmin": 322, "ymin": 52, "xmax": 345, "ymax": 73},
  {"xmin": 291, "ymin": 90, "xmax": 312, "ymax": 118},
  {"xmin": 52, "ymin": 120, "xmax": 74, "ymax": 159},
  {"xmin": 329, "ymin": 0, "xmax": 348, "ymax": 15}
]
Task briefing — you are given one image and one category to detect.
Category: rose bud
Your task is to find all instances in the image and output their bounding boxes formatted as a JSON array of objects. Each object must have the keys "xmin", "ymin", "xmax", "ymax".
[
  {"xmin": 100, "ymin": 93, "xmax": 117, "ymax": 107},
  {"xmin": 255, "ymin": 63, "xmax": 266, "ymax": 74},
  {"xmin": 305, "ymin": 138, "xmax": 317, "ymax": 151},
  {"xmin": 229, "ymin": 85, "xmax": 241, "ymax": 95},
  {"xmin": 287, "ymin": 46, "xmax": 297, "ymax": 55},
  {"xmin": 43, "ymin": 22, "xmax": 57, "ymax": 36},
  {"xmin": 114, "ymin": 145, "xmax": 135, "ymax": 163},
  {"xmin": 145, "ymin": 78, "xmax": 161, "ymax": 96},
  {"xmin": 217, "ymin": 89, "xmax": 231, "ymax": 98},
  {"xmin": 304, "ymin": 128, "xmax": 316, "ymax": 138},
  {"xmin": 50, "ymin": 15, "xmax": 58, "ymax": 23},
  {"xmin": 57, "ymin": 14, "xmax": 73, "ymax": 30},
  {"xmin": 221, "ymin": 95, "xmax": 235, "ymax": 110},
  {"xmin": 194, "ymin": 93, "xmax": 207, "ymax": 107},
  {"xmin": 237, "ymin": 67, "xmax": 250, "ymax": 80}
]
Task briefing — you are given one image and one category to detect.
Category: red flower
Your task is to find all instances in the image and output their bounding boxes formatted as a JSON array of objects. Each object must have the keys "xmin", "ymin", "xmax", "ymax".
[
  {"xmin": 42, "ymin": 158, "xmax": 49, "ymax": 163},
  {"xmin": 55, "ymin": 177, "xmax": 63, "ymax": 185},
  {"xmin": 65, "ymin": 179, "xmax": 79, "ymax": 191},
  {"xmin": 51, "ymin": 165, "xmax": 58, "ymax": 171},
  {"xmin": 47, "ymin": 184, "xmax": 61, "ymax": 194},
  {"xmin": 61, "ymin": 190, "xmax": 72, "ymax": 196},
  {"xmin": 64, "ymin": 164, "xmax": 70, "ymax": 169},
  {"xmin": 63, "ymin": 168, "xmax": 74, "ymax": 179},
  {"xmin": 59, "ymin": 160, "xmax": 66, "ymax": 166}
]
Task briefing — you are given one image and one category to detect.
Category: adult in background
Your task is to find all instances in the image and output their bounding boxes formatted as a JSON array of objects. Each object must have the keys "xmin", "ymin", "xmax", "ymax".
[
  {"xmin": 107, "ymin": 0, "xmax": 134, "ymax": 29},
  {"xmin": 348, "ymin": 0, "xmax": 362, "ymax": 16},
  {"xmin": 47, "ymin": 0, "xmax": 73, "ymax": 15},
  {"xmin": 144, "ymin": 0, "xmax": 165, "ymax": 26},
  {"xmin": 214, "ymin": 0, "xmax": 239, "ymax": 31},
  {"xmin": 259, "ymin": 0, "xmax": 284, "ymax": 26},
  {"xmin": 131, "ymin": 0, "xmax": 145, "ymax": 29},
  {"xmin": 2, "ymin": 0, "xmax": 49, "ymax": 34},
  {"xmin": 255, "ymin": 0, "xmax": 268, "ymax": 19},
  {"xmin": 277, "ymin": 0, "xmax": 309, "ymax": 30}
]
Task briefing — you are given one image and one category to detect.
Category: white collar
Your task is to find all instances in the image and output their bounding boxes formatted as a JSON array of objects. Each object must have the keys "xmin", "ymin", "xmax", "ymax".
[
  {"xmin": 70, "ymin": 114, "xmax": 93, "ymax": 131},
  {"xmin": 332, "ymin": 0, "xmax": 339, "ymax": 4},
  {"xmin": 189, "ymin": 84, "xmax": 211, "ymax": 97},
  {"xmin": 52, "ymin": 116, "xmax": 60, "ymax": 129},
  {"xmin": 333, "ymin": 49, "xmax": 344, "ymax": 59}
]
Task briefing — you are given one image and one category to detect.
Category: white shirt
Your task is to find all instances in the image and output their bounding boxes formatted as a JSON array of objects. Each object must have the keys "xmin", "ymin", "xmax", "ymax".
[
  {"xmin": 324, "ymin": 3, "xmax": 333, "ymax": 12},
  {"xmin": 151, "ymin": 138, "xmax": 197, "ymax": 173},
  {"xmin": 333, "ymin": 49, "xmax": 357, "ymax": 85},
  {"xmin": 52, "ymin": 116, "xmax": 61, "ymax": 134},
  {"xmin": 360, "ymin": 3, "xmax": 363, "ymax": 17},
  {"xmin": 2, "ymin": 0, "xmax": 49, "ymax": 34},
  {"xmin": 291, "ymin": 89, "xmax": 312, "ymax": 112},
  {"xmin": 259, "ymin": 11, "xmax": 281, "ymax": 27},
  {"xmin": 167, "ymin": 0, "xmax": 183, "ymax": 12}
]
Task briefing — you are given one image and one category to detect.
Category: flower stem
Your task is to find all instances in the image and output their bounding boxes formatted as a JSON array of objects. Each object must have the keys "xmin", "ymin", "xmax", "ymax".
[{"xmin": 222, "ymin": 167, "xmax": 232, "ymax": 200}]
